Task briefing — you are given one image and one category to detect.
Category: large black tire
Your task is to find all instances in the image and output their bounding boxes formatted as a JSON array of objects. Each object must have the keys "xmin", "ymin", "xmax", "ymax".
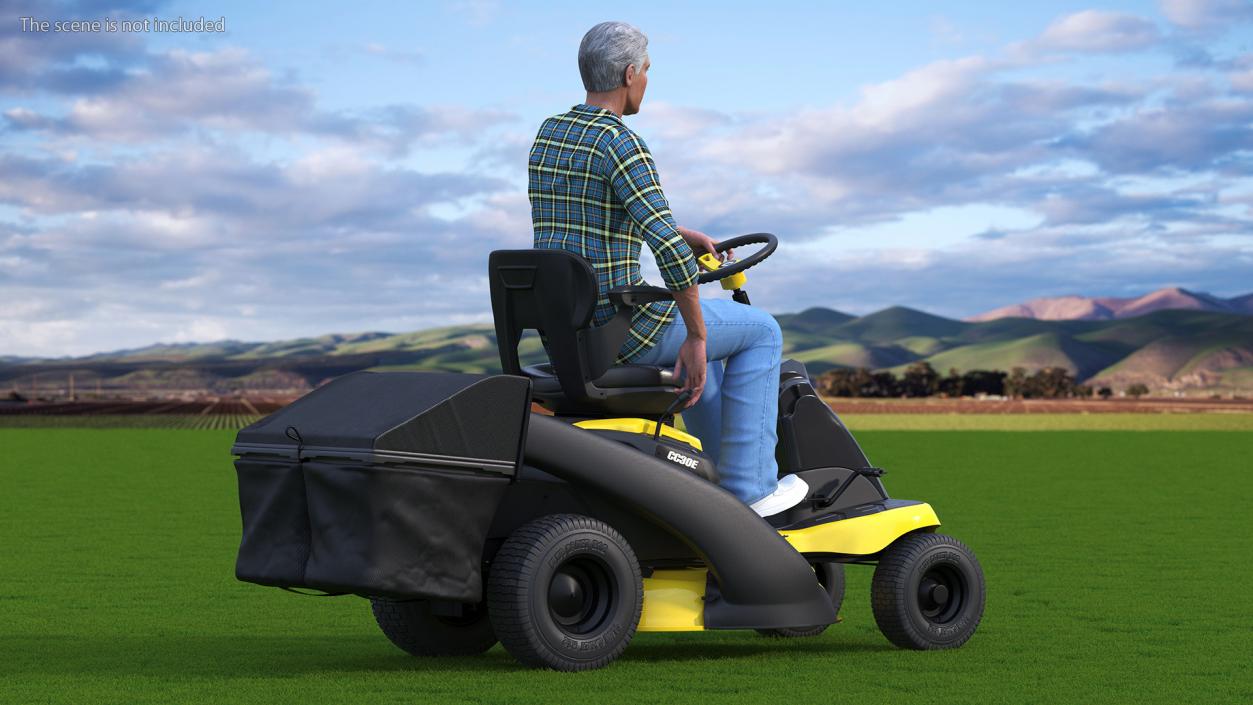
[
  {"xmin": 487, "ymin": 514, "xmax": 642, "ymax": 671},
  {"xmin": 871, "ymin": 532, "xmax": 985, "ymax": 649},
  {"xmin": 756, "ymin": 561, "xmax": 845, "ymax": 638},
  {"xmin": 369, "ymin": 599, "xmax": 498, "ymax": 656}
]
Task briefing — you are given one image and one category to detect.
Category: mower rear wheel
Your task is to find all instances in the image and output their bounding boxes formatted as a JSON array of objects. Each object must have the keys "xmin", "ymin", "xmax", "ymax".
[
  {"xmin": 871, "ymin": 532, "xmax": 985, "ymax": 649},
  {"xmin": 756, "ymin": 561, "xmax": 845, "ymax": 638},
  {"xmin": 370, "ymin": 598, "xmax": 497, "ymax": 656},
  {"xmin": 488, "ymin": 514, "xmax": 643, "ymax": 671}
]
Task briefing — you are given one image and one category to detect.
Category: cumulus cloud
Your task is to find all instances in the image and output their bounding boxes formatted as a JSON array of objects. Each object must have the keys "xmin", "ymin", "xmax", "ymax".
[
  {"xmin": 0, "ymin": 5, "xmax": 530, "ymax": 355},
  {"xmin": 0, "ymin": 0, "xmax": 153, "ymax": 93},
  {"xmin": 3, "ymin": 46, "xmax": 515, "ymax": 152},
  {"xmin": 1033, "ymin": 10, "xmax": 1161, "ymax": 54},
  {"xmin": 1063, "ymin": 97, "xmax": 1253, "ymax": 174},
  {"xmin": 1159, "ymin": 0, "xmax": 1253, "ymax": 30},
  {"xmin": 0, "ymin": 147, "xmax": 508, "ymax": 244},
  {"xmin": 622, "ymin": 36, "xmax": 1252, "ymax": 325},
  {"xmin": 0, "ymin": 171, "xmax": 520, "ymax": 356},
  {"xmin": 1227, "ymin": 54, "xmax": 1253, "ymax": 92},
  {"xmin": 637, "ymin": 58, "xmax": 1159, "ymax": 235}
]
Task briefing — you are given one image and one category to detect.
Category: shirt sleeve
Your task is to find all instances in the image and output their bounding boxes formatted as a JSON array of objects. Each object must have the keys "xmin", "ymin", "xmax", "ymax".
[{"xmin": 605, "ymin": 129, "xmax": 699, "ymax": 291}]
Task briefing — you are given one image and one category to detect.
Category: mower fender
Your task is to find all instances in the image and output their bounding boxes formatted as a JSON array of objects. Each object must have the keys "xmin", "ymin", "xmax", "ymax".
[
  {"xmin": 780, "ymin": 502, "xmax": 941, "ymax": 556},
  {"xmin": 523, "ymin": 414, "xmax": 836, "ymax": 630}
]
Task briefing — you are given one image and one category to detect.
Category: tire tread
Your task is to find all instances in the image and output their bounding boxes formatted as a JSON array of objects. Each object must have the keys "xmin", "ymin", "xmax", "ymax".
[
  {"xmin": 487, "ymin": 514, "xmax": 642, "ymax": 671},
  {"xmin": 871, "ymin": 532, "xmax": 984, "ymax": 650}
]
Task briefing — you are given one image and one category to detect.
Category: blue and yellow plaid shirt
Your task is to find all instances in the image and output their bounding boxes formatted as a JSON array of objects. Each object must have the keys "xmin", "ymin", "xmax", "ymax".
[{"xmin": 529, "ymin": 103, "xmax": 698, "ymax": 363}]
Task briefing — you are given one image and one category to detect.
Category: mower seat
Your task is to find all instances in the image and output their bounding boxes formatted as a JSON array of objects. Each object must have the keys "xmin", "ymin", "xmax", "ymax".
[
  {"xmin": 522, "ymin": 363, "xmax": 678, "ymax": 391},
  {"xmin": 489, "ymin": 249, "xmax": 684, "ymax": 417},
  {"xmin": 522, "ymin": 363, "xmax": 681, "ymax": 415}
]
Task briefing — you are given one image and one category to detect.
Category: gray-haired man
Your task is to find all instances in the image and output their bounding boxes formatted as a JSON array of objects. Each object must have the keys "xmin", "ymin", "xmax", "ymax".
[{"xmin": 528, "ymin": 21, "xmax": 808, "ymax": 516}]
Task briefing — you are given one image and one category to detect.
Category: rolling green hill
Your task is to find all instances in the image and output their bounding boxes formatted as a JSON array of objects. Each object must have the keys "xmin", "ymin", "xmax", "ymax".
[
  {"xmin": 3, "ymin": 307, "xmax": 1250, "ymax": 395},
  {"xmin": 897, "ymin": 332, "xmax": 1120, "ymax": 380},
  {"xmin": 790, "ymin": 341, "xmax": 917, "ymax": 375},
  {"xmin": 829, "ymin": 306, "xmax": 969, "ymax": 344}
]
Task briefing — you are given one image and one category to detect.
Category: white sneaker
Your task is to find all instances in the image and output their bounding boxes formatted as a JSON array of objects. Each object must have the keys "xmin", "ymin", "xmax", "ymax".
[{"xmin": 749, "ymin": 474, "xmax": 810, "ymax": 517}]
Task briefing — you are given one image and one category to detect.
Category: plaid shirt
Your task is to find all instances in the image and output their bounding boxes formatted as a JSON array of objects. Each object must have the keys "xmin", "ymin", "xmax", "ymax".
[{"xmin": 529, "ymin": 103, "xmax": 698, "ymax": 363}]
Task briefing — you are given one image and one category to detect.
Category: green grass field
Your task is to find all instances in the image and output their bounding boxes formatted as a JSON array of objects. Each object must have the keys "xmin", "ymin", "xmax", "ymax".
[
  {"xmin": 838, "ymin": 413, "xmax": 1253, "ymax": 431},
  {"xmin": 3, "ymin": 428, "xmax": 1251, "ymax": 704}
]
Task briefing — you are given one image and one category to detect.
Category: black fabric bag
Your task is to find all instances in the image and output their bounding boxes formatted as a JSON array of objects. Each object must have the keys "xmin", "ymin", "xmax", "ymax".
[
  {"xmin": 235, "ymin": 455, "xmax": 309, "ymax": 587},
  {"xmin": 232, "ymin": 371, "xmax": 531, "ymax": 602}
]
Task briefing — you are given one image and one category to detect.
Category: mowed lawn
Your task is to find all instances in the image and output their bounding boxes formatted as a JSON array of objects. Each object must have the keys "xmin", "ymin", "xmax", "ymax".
[{"xmin": 2, "ymin": 428, "xmax": 1251, "ymax": 704}]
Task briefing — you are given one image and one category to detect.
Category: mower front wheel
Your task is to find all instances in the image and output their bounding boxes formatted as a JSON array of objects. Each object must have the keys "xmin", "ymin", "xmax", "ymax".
[
  {"xmin": 487, "ymin": 514, "xmax": 643, "ymax": 671},
  {"xmin": 871, "ymin": 532, "xmax": 985, "ymax": 649}
]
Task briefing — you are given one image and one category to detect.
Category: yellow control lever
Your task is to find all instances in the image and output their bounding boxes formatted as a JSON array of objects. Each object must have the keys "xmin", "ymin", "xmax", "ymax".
[{"xmin": 697, "ymin": 253, "xmax": 747, "ymax": 291}]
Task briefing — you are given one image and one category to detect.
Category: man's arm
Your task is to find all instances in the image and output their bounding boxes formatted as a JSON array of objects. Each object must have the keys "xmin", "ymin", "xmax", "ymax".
[
  {"xmin": 604, "ymin": 130, "xmax": 699, "ymax": 288},
  {"xmin": 605, "ymin": 130, "xmax": 706, "ymax": 405},
  {"xmin": 670, "ymin": 285, "xmax": 706, "ymax": 406}
]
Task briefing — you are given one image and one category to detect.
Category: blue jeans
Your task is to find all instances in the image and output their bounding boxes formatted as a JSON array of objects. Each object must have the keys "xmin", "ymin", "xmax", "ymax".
[{"xmin": 631, "ymin": 299, "xmax": 782, "ymax": 504}]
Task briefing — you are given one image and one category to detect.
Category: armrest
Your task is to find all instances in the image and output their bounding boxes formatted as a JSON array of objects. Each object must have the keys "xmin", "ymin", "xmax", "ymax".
[{"xmin": 608, "ymin": 285, "xmax": 674, "ymax": 309}]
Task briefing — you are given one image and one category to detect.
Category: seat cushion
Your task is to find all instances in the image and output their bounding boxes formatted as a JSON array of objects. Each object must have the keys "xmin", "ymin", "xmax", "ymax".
[{"xmin": 523, "ymin": 363, "xmax": 678, "ymax": 394}]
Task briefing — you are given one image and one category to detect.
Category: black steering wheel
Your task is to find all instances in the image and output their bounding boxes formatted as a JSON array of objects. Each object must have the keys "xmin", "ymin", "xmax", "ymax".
[{"xmin": 695, "ymin": 232, "xmax": 778, "ymax": 285}]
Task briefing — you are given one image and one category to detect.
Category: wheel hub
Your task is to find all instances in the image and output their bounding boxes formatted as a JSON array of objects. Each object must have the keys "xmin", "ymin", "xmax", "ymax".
[
  {"xmin": 917, "ymin": 566, "xmax": 964, "ymax": 623},
  {"xmin": 546, "ymin": 559, "xmax": 613, "ymax": 634},
  {"xmin": 548, "ymin": 571, "xmax": 588, "ymax": 622},
  {"xmin": 920, "ymin": 579, "xmax": 950, "ymax": 608}
]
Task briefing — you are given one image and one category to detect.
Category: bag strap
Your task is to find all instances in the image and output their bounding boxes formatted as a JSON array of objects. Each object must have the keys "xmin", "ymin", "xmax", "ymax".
[{"xmin": 280, "ymin": 587, "xmax": 348, "ymax": 597}]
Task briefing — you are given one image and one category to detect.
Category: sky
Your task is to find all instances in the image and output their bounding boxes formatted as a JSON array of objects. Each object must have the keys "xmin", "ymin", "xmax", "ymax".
[{"xmin": 1, "ymin": 0, "xmax": 1251, "ymax": 357}]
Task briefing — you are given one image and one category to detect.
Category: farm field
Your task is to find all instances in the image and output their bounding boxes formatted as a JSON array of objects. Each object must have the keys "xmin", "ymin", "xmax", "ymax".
[
  {"xmin": 3, "ymin": 396, "xmax": 1253, "ymax": 432},
  {"xmin": 2, "ymin": 428, "xmax": 1250, "ymax": 704}
]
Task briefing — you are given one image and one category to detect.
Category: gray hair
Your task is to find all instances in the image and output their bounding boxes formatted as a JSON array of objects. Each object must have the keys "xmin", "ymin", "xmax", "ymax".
[{"xmin": 578, "ymin": 21, "xmax": 648, "ymax": 93}]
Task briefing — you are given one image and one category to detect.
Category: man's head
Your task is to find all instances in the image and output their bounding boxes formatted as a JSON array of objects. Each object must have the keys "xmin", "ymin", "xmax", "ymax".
[{"xmin": 579, "ymin": 21, "xmax": 650, "ymax": 115}]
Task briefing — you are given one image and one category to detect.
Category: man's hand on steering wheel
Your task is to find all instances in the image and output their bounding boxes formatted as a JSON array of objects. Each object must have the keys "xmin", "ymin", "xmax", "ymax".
[{"xmin": 677, "ymin": 225, "xmax": 733, "ymax": 261}]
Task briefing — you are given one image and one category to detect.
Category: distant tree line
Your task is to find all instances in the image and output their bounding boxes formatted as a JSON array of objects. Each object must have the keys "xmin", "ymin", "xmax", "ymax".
[{"xmin": 815, "ymin": 362, "xmax": 1147, "ymax": 399}]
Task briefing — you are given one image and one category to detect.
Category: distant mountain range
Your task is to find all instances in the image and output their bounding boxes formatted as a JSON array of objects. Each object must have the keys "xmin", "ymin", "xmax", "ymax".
[
  {"xmin": 968, "ymin": 287, "xmax": 1253, "ymax": 322},
  {"xmin": 776, "ymin": 306, "xmax": 1252, "ymax": 392},
  {"xmin": 3, "ymin": 304, "xmax": 1251, "ymax": 395}
]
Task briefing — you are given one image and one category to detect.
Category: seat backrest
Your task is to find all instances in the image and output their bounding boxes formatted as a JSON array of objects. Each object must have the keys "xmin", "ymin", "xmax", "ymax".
[{"xmin": 488, "ymin": 249, "xmax": 630, "ymax": 400}]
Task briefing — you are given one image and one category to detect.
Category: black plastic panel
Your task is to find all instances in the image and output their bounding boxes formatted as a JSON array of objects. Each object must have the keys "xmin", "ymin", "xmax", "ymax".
[
  {"xmin": 776, "ymin": 373, "xmax": 871, "ymax": 475},
  {"xmin": 234, "ymin": 371, "xmax": 531, "ymax": 473}
]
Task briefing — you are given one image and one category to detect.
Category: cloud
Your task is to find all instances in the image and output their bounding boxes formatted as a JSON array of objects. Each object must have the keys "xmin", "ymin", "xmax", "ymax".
[
  {"xmin": 973, "ymin": 229, "xmax": 1007, "ymax": 241},
  {"xmin": 614, "ymin": 40, "xmax": 1253, "ymax": 328},
  {"xmin": 634, "ymin": 101, "xmax": 735, "ymax": 141},
  {"xmin": 1062, "ymin": 98, "xmax": 1253, "ymax": 174},
  {"xmin": 0, "ymin": 0, "xmax": 153, "ymax": 93},
  {"xmin": 362, "ymin": 42, "xmax": 424, "ymax": 65},
  {"xmin": 1227, "ymin": 54, "xmax": 1253, "ymax": 92},
  {"xmin": 309, "ymin": 103, "xmax": 517, "ymax": 155},
  {"xmin": 55, "ymin": 48, "xmax": 313, "ymax": 139},
  {"xmin": 0, "ymin": 6, "xmax": 528, "ymax": 355},
  {"xmin": 0, "ymin": 158, "xmax": 522, "ymax": 356},
  {"xmin": 2, "ymin": 45, "xmax": 515, "ymax": 153},
  {"xmin": 0, "ymin": 147, "xmax": 509, "ymax": 237},
  {"xmin": 1034, "ymin": 10, "xmax": 1161, "ymax": 54},
  {"xmin": 638, "ymin": 58, "xmax": 1157, "ymax": 236},
  {"xmin": 1159, "ymin": 0, "xmax": 1253, "ymax": 30},
  {"xmin": 447, "ymin": 0, "xmax": 501, "ymax": 26},
  {"xmin": 1030, "ymin": 184, "xmax": 1208, "ymax": 226}
]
